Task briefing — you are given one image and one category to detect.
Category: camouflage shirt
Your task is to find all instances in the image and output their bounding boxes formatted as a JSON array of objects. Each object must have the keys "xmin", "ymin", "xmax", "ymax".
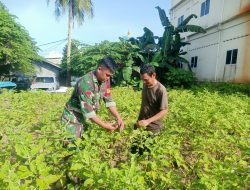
[{"xmin": 63, "ymin": 71, "xmax": 116, "ymax": 122}]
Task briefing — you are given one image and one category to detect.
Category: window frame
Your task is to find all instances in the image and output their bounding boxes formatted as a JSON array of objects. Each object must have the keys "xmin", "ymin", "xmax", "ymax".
[
  {"xmin": 226, "ymin": 49, "xmax": 238, "ymax": 65},
  {"xmin": 200, "ymin": 0, "xmax": 210, "ymax": 17},
  {"xmin": 177, "ymin": 15, "xmax": 184, "ymax": 26},
  {"xmin": 191, "ymin": 56, "xmax": 198, "ymax": 68}
]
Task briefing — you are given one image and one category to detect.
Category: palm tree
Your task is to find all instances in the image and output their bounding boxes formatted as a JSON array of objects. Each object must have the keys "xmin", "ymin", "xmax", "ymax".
[{"xmin": 47, "ymin": 0, "xmax": 93, "ymax": 86}]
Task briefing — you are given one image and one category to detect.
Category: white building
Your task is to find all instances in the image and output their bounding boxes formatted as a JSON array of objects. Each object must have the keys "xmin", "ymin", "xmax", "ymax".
[{"xmin": 170, "ymin": 0, "xmax": 250, "ymax": 83}]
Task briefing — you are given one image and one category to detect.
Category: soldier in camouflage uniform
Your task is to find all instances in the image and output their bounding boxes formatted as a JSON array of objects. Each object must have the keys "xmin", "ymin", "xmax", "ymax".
[{"xmin": 61, "ymin": 57, "xmax": 124, "ymax": 139}]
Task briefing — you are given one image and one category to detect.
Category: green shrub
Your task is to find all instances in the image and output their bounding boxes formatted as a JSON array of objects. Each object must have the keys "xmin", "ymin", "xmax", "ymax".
[{"xmin": 164, "ymin": 68, "xmax": 196, "ymax": 88}]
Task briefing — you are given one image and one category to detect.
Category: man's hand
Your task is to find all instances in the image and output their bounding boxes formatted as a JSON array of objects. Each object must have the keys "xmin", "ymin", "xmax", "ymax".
[
  {"xmin": 137, "ymin": 119, "xmax": 150, "ymax": 128},
  {"xmin": 105, "ymin": 123, "xmax": 118, "ymax": 132},
  {"xmin": 117, "ymin": 117, "xmax": 125, "ymax": 131},
  {"xmin": 108, "ymin": 106, "xmax": 125, "ymax": 131},
  {"xmin": 90, "ymin": 116, "xmax": 119, "ymax": 132}
]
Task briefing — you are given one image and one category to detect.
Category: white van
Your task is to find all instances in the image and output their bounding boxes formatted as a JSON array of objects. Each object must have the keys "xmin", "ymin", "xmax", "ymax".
[{"xmin": 30, "ymin": 76, "xmax": 59, "ymax": 91}]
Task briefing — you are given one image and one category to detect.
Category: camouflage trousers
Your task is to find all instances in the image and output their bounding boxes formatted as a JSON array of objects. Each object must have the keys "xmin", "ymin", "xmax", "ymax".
[{"xmin": 61, "ymin": 107, "xmax": 85, "ymax": 139}]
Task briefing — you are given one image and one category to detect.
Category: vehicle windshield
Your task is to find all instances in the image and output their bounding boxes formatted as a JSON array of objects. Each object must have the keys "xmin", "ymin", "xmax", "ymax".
[
  {"xmin": 35, "ymin": 77, "xmax": 54, "ymax": 83},
  {"xmin": 16, "ymin": 77, "xmax": 30, "ymax": 82}
]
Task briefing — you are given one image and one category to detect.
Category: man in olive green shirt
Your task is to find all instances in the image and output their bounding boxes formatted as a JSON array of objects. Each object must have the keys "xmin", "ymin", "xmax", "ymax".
[
  {"xmin": 136, "ymin": 64, "xmax": 168, "ymax": 134},
  {"xmin": 61, "ymin": 57, "xmax": 124, "ymax": 139}
]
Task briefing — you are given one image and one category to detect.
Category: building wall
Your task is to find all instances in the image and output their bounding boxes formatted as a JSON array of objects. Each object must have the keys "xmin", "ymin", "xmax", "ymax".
[
  {"xmin": 218, "ymin": 14, "xmax": 250, "ymax": 82},
  {"xmin": 171, "ymin": 0, "xmax": 250, "ymax": 30},
  {"xmin": 184, "ymin": 29, "xmax": 219, "ymax": 81},
  {"xmin": 170, "ymin": 0, "xmax": 250, "ymax": 83},
  {"xmin": 33, "ymin": 61, "xmax": 60, "ymax": 78},
  {"xmin": 171, "ymin": 0, "xmax": 185, "ymax": 8}
]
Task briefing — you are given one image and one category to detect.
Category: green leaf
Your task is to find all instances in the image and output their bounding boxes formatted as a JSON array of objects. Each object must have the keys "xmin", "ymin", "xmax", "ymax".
[
  {"xmin": 15, "ymin": 144, "xmax": 29, "ymax": 159},
  {"xmin": 36, "ymin": 178, "xmax": 46, "ymax": 189},
  {"xmin": 152, "ymin": 51, "xmax": 162, "ymax": 63},
  {"xmin": 43, "ymin": 174, "xmax": 61, "ymax": 185},
  {"xmin": 29, "ymin": 160, "xmax": 37, "ymax": 174},
  {"xmin": 132, "ymin": 66, "xmax": 140, "ymax": 73},
  {"xmin": 84, "ymin": 178, "xmax": 94, "ymax": 187},
  {"xmin": 175, "ymin": 25, "xmax": 206, "ymax": 34},
  {"xmin": 70, "ymin": 163, "xmax": 83, "ymax": 171},
  {"xmin": 122, "ymin": 67, "xmax": 132, "ymax": 82},
  {"xmin": 17, "ymin": 165, "xmax": 33, "ymax": 179},
  {"xmin": 179, "ymin": 14, "xmax": 197, "ymax": 26},
  {"xmin": 150, "ymin": 62, "xmax": 159, "ymax": 67}
]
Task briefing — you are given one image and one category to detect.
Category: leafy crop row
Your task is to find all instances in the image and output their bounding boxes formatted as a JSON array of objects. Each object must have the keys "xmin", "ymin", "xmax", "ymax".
[{"xmin": 0, "ymin": 85, "xmax": 249, "ymax": 189}]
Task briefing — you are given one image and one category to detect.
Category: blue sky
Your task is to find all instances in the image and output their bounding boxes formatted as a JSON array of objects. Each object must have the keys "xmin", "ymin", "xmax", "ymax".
[{"xmin": 1, "ymin": 0, "xmax": 170, "ymax": 57}]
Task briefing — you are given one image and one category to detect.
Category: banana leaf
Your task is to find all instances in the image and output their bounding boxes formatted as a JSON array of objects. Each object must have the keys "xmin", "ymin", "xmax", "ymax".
[
  {"xmin": 178, "ymin": 14, "xmax": 197, "ymax": 26},
  {"xmin": 155, "ymin": 6, "xmax": 171, "ymax": 27},
  {"xmin": 152, "ymin": 51, "xmax": 162, "ymax": 63},
  {"xmin": 174, "ymin": 25, "xmax": 206, "ymax": 34},
  {"xmin": 122, "ymin": 66, "xmax": 132, "ymax": 81}
]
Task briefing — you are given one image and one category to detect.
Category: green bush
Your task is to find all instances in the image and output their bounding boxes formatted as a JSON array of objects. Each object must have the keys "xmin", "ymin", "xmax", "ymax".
[{"xmin": 164, "ymin": 68, "xmax": 196, "ymax": 88}]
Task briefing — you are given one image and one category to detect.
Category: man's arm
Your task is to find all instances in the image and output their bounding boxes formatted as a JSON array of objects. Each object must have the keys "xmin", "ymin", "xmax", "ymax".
[
  {"xmin": 137, "ymin": 109, "xmax": 168, "ymax": 127},
  {"xmin": 103, "ymin": 79, "xmax": 124, "ymax": 130},
  {"xmin": 108, "ymin": 106, "xmax": 125, "ymax": 130}
]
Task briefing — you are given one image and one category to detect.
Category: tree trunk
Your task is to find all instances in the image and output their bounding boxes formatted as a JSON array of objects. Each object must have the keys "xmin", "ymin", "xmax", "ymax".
[{"xmin": 66, "ymin": 5, "xmax": 73, "ymax": 87}]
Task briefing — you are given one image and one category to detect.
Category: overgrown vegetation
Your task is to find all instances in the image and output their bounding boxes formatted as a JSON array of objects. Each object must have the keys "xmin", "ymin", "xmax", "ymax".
[
  {"xmin": 60, "ymin": 39, "xmax": 143, "ymax": 86},
  {"xmin": 164, "ymin": 68, "xmax": 197, "ymax": 88},
  {"xmin": 0, "ymin": 84, "xmax": 249, "ymax": 189}
]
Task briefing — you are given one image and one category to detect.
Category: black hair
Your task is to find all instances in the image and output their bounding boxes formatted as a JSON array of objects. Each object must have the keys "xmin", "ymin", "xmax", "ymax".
[
  {"xmin": 140, "ymin": 64, "xmax": 155, "ymax": 76},
  {"xmin": 98, "ymin": 57, "xmax": 118, "ymax": 73}
]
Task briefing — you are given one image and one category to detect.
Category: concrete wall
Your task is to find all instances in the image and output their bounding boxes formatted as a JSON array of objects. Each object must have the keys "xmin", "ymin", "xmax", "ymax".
[
  {"xmin": 171, "ymin": 0, "xmax": 250, "ymax": 30},
  {"xmin": 218, "ymin": 14, "xmax": 250, "ymax": 82},
  {"xmin": 171, "ymin": 0, "xmax": 185, "ymax": 8},
  {"xmin": 170, "ymin": 0, "xmax": 250, "ymax": 83},
  {"xmin": 183, "ymin": 28, "xmax": 219, "ymax": 81},
  {"xmin": 33, "ymin": 61, "xmax": 60, "ymax": 78}
]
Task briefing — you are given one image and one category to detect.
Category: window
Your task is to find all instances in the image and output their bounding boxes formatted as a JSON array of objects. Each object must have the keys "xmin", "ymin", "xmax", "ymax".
[
  {"xmin": 226, "ymin": 49, "xmax": 238, "ymax": 65},
  {"xmin": 177, "ymin": 15, "xmax": 184, "ymax": 26},
  {"xmin": 191, "ymin": 56, "xmax": 198, "ymax": 68},
  {"xmin": 35, "ymin": 77, "xmax": 54, "ymax": 83},
  {"xmin": 200, "ymin": 0, "xmax": 210, "ymax": 17}
]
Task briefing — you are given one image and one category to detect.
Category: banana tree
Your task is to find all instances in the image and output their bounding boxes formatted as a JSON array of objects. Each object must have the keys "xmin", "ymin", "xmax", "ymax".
[
  {"xmin": 129, "ymin": 27, "xmax": 159, "ymax": 65},
  {"xmin": 154, "ymin": 6, "xmax": 206, "ymax": 69}
]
